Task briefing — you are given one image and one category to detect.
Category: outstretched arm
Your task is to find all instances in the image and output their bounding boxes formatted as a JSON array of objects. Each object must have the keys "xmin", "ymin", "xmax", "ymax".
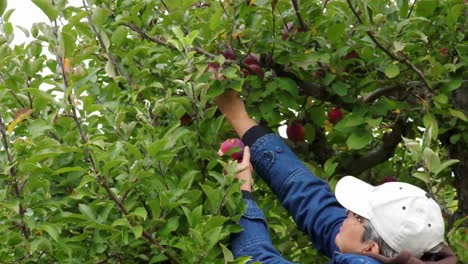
[
  {"xmin": 216, "ymin": 90, "xmax": 346, "ymax": 257},
  {"xmin": 214, "ymin": 89, "xmax": 257, "ymax": 138}
]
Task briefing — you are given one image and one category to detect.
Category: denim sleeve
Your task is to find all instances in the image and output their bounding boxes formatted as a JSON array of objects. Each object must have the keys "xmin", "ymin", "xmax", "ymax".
[
  {"xmin": 231, "ymin": 198, "xmax": 294, "ymax": 264},
  {"xmin": 249, "ymin": 133, "xmax": 346, "ymax": 258}
]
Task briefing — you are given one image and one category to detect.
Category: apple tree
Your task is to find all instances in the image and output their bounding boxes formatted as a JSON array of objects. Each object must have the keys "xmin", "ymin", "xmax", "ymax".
[{"xmin": 0, "ymin": 0, "xmax": 466, "ymax": 263}]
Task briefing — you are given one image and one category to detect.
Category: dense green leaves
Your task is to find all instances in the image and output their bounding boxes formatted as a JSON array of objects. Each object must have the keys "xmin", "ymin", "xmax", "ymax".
[{"xmin": 0, "ymin": 0, "xmax": 466, "ymax": 262}]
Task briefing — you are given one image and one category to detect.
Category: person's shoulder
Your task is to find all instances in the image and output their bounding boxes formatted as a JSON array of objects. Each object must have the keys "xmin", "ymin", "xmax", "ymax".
[{"xmin": 331, "ymin": 253, "xmax": 382, "ymax": 264}]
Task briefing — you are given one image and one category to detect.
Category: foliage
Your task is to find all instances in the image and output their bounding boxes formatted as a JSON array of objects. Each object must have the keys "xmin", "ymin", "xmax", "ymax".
[{"xmin": 0, "ymin": 0, "xmax": 466, "ymax": 263}]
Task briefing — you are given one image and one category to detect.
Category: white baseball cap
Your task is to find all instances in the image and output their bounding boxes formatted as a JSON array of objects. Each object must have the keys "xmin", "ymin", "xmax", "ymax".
[{"xmin": 335, "ymin": 176, "xmax": 445, "ymax": 258}]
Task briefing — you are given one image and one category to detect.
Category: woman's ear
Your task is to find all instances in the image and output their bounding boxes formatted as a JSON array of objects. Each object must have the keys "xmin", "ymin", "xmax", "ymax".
[{"xmin": 362, "ymin": 241, "xmax": 380, "ymax": 254}]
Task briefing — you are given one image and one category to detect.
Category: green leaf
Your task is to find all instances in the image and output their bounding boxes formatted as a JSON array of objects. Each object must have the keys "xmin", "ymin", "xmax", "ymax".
[
  {"xmin": 39, "ymin": 223, "xmax": 60, "ymax": 241},
  {"xmin": 112, "ymin": 218, "xmax": 129, "ymax": 227},
  {"xmin": 422, "ymin": 114, "xmax": 438, "ymax": 146},
  {"xmin": 178, "ymin": 170, "xmax": 197, "ymax": 189},
  {"xmin": 182, "ymin": 205, "xmax": 202, "ymax": 228},
  {"xmin": 32, "ymin": 0, "xmax": 58, "ymax": 21},
  {"xmin": 423, "ymin": 148, "xmax": 441, "ymax": 173},
  {"xmin": 220, "ymin": 243, "xmax": 234, "ymax": 262},
  {"xmin": 132, "ymin": 225, "xmax": 143, "ymax": 239},
  {"xmin": 415, "ymin": 0, "xmax": 438, "ymax": 18},
  {"xmin": 324, "ymin": 157, "xmax": 338, "ymax": 178},
  {"xmin": 327, "ymin": 23, "xmax": 345, "ymax": 43},
  {"xmin": 61, "ymin": 29, "xmax": 76, "ymax": 58},
  {"xmin": 111, "ymin": 26, "xmax": 128, "ymax": 47},
  {"xmin": 397, "ymin": 0, "xmax": 409, "ymax": 18},
  {"xmin": 412, "ymin": 171, "xmax": 429, "ymax": 183},
  {"xmin": 130, "ymin": 207, "xmax": 148, "ymax": 221},
  {"xmin": 160, "ymin": 216, "xmax": 180, "ymax": 236},
  {"xmin": 91, "ymin": 7, "xmax": 110, "ymax": 26},
  {"xmin": 449, "ymin": 134, "xmax": 461, "ymax": 144},
  {"xmin": 434, "ymin": 159, "xmax": 459, "ymax": 175},
  {"xmin": 79, "ymin": 204, "xmax": 96, "ymax": 220},
  {"xmin": 0, "ymin": 0, "xmax": 7, "ymax": 17},
  {"xmin": 53, "ymin": 166, "xmax": 85, "ymax": 175},
  {"xmin": 442, "ymin": 79, "xmax": 463, "ymax": 93},
  {"xmin": 384, "ymin": 64, "xmax": 400, "ymax": 78},
  {"xmin": 304, "ymin": 123, "xmax": 316, "ymax": 143},
  {"xmin": 447, "ymin": 4, "xmax": 464, "ymax": 30},
  {"xmin": 201, "ymin": 184, "xmax": 222, "ymax": 212},
  {"xmin": 449, "ymin": 109, "xmax": 467, "ymax": 122},
  {"xmin": 393, "ymin": 41, "xmax": 406, "ymax": 53},
  {"xmin": 331, "ymin": 82, "xmax": 349, "ymax": 96},
  {"xmin": 346, "ymin": 128, "xmax": 372, "ymax": 150}
]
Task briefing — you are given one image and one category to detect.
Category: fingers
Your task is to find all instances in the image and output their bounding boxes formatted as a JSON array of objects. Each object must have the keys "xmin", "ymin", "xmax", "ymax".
[
  {"xmin": 240, "ymin": 146, "xmax": 250, "ymax": 165},
  {"xmin": 217, "ymin": 149, "xmax": 224, "ymax": 157}
]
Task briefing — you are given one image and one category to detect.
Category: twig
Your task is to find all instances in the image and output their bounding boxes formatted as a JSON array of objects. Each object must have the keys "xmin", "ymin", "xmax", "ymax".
[
  {"xmin": 123, "ymin": 23, "xmax": 217, "ymax": 59},
  {"xmin": 322, "ymin": 0, "xmax": 330, "ymax": 13},
  {"xmin": 291, "ymin": 0, "xmax": 307, "ymax": 31},
  {"xmin": 82, "ymin": 0, "xmax": 136, "ymax": 88},
  {"xmin": 345, "ymin": 0, "xmax": 431, "ymax": 89},
  {"xmin": 218, "ymin": 0, "xmax": 229, "ymax": 17},
  {"xmin": 9, "ymin": 91, "xmax": 26, "ymax": 109},
  {"xmin": 407, "ymin": 0, "xmax": 417, "ymax": 18},
  {"xmin": 271, "ymin": 0, "xmax": 277, "ymax": 56},
  {"xmin": 0, "ymin": 112, "xmax": 29, "ymax": 238}
]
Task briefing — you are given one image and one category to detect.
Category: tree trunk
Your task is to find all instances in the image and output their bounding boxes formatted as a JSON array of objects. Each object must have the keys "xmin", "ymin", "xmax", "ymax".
[{"xmin": 445, "ymin": 82, "xmax": 468, "ymax": 228}]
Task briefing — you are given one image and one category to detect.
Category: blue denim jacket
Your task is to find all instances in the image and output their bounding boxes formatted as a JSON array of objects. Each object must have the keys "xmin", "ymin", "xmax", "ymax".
[{"xmin": 231, "ymin": 132, "xmax": 381, "ymax": 264}]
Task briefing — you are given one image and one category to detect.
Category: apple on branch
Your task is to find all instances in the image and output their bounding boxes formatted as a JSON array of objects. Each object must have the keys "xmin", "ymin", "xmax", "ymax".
[
  {"xmin": 206, "ymin": 62, "xmax": 225, "ymax": 80},
  {"xmin": 327, "ymin": 108, "xmax": 344, "ymax": 124},
  {"xmin": 244, "ymin": 54, "xmax": 260, "ymax": 65},
  {"xmin": 222, "ymin": 46, "xmax": 237, "ymax": 60},
  {"xmin": 286, "ymin": 121, "xmax": 305, "ymax": 143},
  {"xmin": 219, "ymin": 138, "xmax": 245, "ymax": 162}
]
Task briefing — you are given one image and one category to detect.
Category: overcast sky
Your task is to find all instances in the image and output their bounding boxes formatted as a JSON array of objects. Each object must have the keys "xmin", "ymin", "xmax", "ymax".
[{"xmin": 8, "ymin": 0, "xmax": 81, "ymax": 44}]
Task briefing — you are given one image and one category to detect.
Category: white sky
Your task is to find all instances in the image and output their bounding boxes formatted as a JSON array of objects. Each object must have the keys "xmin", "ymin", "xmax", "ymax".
[{"xmin": 8, "ymin": 0, "xmax": 81, "ymax": 44}]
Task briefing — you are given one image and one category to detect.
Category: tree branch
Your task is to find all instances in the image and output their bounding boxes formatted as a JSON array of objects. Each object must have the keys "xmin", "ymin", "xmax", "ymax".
[
  {"xmin": 271, "ymin": 62, "xmax": 353, "ymax": 109},
  {"xmin": 291, "ymin": 0, "xmax": 307, "ymax": 31},
  {"xmin": 0, "ymin": 112, "xmax": 30, "ymax": 238},
  {"xmin": 407, "ymin": 0, "xmax": 417, "ymax": 18},
  {"xmin": 345, "ymin": 0, "xmax": 431, "ymax": 89},
  {"xmin": 82, "ymin": 0, "xmax": 136, "ymax": 88},
  {"xmin": 322, "ymin": 0, "xmax": 331, "ymax": 13},
  {"xmin": 123, "ymin": 23, "xmax": 217, "ymax": 59},
  {"xmin": 336, "ymin": 118, "xmax": 408, "ymax": 175}
]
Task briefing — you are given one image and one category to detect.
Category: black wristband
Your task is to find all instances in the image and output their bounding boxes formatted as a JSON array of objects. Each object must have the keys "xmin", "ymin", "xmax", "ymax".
[
  {"xmin": 242, "ymin": 125, "xmax": 271, "ymax": 147},
  {"xmin": 241, "ymin": 190, "xmax": 254, "ymax": 200}
]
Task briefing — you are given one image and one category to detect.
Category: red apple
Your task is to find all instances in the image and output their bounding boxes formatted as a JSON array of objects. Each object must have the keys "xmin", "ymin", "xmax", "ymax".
[
  {"xmin": 381, "ymin": 176, "xmax": 397, "ymax": 184},
  {"xmin": 314, "ymin": 69, "xmax": 326, "ymax": 79},
  {"xmin": 207, "ymin": 62, "xmax": 220, "ymax": 70},
  {"xmin": 327, "ymin": 108, "xmax": 343, "ymax": 124},
  {"xmin": 244, "ymin": 54, "xmax": 260, "ymax": 65},
  {"xmin": 286, "ymin": 122, "xmax": 305, "ymax": 143},
  {"xmin": 220, "ymin": 138, "xmax": 245, "ymax": 161},
  {"xmin": 439, "ymin": 47, "xmax": 449, "ymax": 56},
  {"xmin": 222, "ymin": 46, "xmax": 237, "ymax": 60},
  {"xmin": 180, "ymin": 113, "xmax": 192, "ymax": 126},
  {"xmin": 206, "ymin": 62, "xmax": 224, "ymax": 80},
  {"xmin": 246, "ymin": 64, "xmax": 264, "ymax": 78},
  {"xmin": 343, "ymin": 50, "xmax": 359, "ymax": 60}
]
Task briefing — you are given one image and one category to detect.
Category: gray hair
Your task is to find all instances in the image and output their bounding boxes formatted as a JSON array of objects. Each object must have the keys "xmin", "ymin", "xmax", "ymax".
[{"xmin": 361, "ymin": 219, "xmax": 444, "ymax": 258}]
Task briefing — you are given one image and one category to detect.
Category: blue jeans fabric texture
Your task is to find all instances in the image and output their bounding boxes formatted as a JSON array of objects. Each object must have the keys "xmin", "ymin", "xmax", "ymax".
[{"xmin": 231, "ymin": 133, "xmax": 381, "ymax": 264}]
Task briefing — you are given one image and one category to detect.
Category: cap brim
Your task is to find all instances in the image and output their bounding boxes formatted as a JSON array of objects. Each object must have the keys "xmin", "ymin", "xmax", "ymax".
[{"xmin": 335, "ymin": 176, "xmax": 374, "ymax": 218}]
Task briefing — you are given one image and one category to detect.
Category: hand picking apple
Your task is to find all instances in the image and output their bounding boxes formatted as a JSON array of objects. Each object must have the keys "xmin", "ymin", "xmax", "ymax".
[
  {"xmin": 214, "ymin": 88, "xmax": 455, "ymax": 264},
  {"xmin": 218, "ymin": 138, "xmax": 245, "ymax": 161}
]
